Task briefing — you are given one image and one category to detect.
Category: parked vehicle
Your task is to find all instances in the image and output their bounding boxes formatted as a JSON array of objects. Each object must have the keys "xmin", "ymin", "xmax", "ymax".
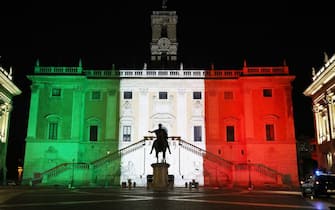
[{"xmin": 300, "ymin": 170, "xmax": 335, "ymax": 198}]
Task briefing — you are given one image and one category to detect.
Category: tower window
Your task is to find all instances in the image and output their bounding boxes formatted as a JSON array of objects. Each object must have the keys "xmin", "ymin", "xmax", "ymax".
[
  {"xmin": 90, "ymin": 125, "xmax": 98, "ymax": 141},
  {"xmin": 194, "ymin": 126, "xmax": 202, "ymax": 142},
  {"xmin": 263, "ymin": 89, "xmax": 272, "ymax": 97},
  {"xmin": 159, "ymin": 92, "xmax": 168, "ymax": 99},
  {"xmin": 161, "ymin": 25, "xmax": 168, "ymax": 37},
  {"xmin": 226, "ymin": 126, "xmax": 235, "ymax": 142},
  {"xmin": 265, "ymin": 124, "xmax": 275, "ymax": 141},
  {"xmin": 123, "ymin": 126, "xmax": 131, "ymax": 142},
  {"xmin": 193, "ymin": 92, "xmax": 202, "ymax": 100},
  {"xmin": 124, "ymin": 91, "xmax": 132, "ymax": 99}
]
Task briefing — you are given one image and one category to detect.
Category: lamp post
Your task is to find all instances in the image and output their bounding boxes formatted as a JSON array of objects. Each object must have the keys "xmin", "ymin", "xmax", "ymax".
[{"xmin": 248, "ymin": 160, "xmax": 252, "ymax": 190}]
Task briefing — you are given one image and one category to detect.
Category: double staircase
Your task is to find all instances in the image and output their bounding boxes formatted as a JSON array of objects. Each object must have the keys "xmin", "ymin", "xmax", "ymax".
[{"xmin": 24, "ymin": 137, "xmax": 286, "ymax": 187}]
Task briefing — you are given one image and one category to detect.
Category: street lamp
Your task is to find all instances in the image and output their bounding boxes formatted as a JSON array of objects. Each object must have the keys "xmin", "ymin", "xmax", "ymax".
[{"xmin": 248, "ymin": 160, "xmax": 252, "ymax": 190}]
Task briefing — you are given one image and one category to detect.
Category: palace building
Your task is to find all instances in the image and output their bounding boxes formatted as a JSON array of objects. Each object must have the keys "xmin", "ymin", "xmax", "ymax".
[
  {"xmin": 22, "ymin": 4, "xmax": 298, "ymax": 187},
  {"xmin": 304, "ymin": 53, "xmax": 335, "ymax": 171},
  {"xmin": 0, "ymin": 65, "xmax": 22, "ymax": 185}
]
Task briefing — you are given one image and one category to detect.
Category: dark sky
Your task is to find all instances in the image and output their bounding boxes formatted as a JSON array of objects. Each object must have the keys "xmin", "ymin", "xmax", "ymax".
[{"xmin": 1, "ymin": 1, "xmax": 335, "ymax": 178}]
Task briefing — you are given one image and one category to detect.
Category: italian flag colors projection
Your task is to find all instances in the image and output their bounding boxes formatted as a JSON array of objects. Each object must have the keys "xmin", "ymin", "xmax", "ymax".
[{"xmin": 22, "ymin": 61, "xmax": 299, "ymax": 187}]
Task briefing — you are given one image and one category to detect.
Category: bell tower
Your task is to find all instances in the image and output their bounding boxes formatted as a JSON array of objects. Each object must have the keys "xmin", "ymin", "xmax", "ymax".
[{"xmin": 150, "ymin": 0, "xmax": 178, "ymax": 67}]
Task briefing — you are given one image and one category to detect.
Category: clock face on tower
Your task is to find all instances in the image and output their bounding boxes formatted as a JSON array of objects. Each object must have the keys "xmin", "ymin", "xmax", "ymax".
[{"xmin": 157, "ymin": 37, "xmax": 171, "ymax": 51}]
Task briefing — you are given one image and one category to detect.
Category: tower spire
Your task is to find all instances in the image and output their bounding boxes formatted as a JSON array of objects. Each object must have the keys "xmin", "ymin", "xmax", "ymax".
[{"xmin": 162, "ymin": 0, "xmax": 167, "ymax": 9}]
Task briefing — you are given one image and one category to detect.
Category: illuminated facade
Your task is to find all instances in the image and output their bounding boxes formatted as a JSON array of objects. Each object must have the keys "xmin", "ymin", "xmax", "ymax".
[
  {"xmin": 304, "ymin": 53, "xmax": 335, "ymax": 171},
  {"xmin": 204, "ymin": 65, "xmax": 297, "ymax": 186},
  {"xmin": 23, "ymin": 62, "xmax": 120, "ymax": 186},
  {"xmin": 22, "ymin": 6, "xmax": 299, "ymax": 187},
  {"xmin": 119, "ymin": 72, "xmax": 205, "ymax": 186},
  {"xmin": 0, "ymin": 66, "xmax": 22, "ymax": 185}
]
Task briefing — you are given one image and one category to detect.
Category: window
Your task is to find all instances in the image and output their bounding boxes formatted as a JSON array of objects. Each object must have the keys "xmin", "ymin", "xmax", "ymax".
[
  {"xmin": 263, "ymin": 89, "xmax": 272, "ymax": 97},
  {"xmin": 90, "ymin": 125, "xmax": 98, "ymax": 141},
  {"xmin": 51, "ymin": 88, "xmax": 61, "ymax": 97},
  {"xmin": 91, "ymin": 91, "xmax": 101, "ymax": 100},
  {"xmin": 193, "ymin": 91, "xmax": 202, "ymax": 100},
  {"xmin": 194, "ymin": 126, "xmax": 202, "ymax": 142},
  {"xmin": 86, "ymin": 118, "xmax": 101, "ymax": 142},
  {"xmin": 224, "ymin": 91, "xmax": 233, "ymax": 100},
  {"xmin": 46, "ymin": 115, "xmax": 61, "ymax": 140},
  {"xmin": 123, "ymin": 126, "xmax": 131, "ymax": 142},
  {"xmin": 159, "ymin": 92, "xmax": 168, "ymax": 99},
  {"xmin": 161, "ymin": 25, "xmax": 168, "ymax": 37},
  {"xmin": 48, "ymin": 122, "xmax": 58, "ymax": 140},
  {"xmin": 226, "ymin": 126, "xmax": 235, "ymax": 142},
  {"xmin": 266, "ymin": 124, "xmax": 275, "ymax": 140},
  {"xmin": 124, "ymin": 91, "xmax": 132, "ymax": 99}
]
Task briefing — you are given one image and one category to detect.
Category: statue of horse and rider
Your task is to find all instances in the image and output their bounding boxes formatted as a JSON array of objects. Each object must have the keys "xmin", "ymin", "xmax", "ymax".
[{"xmin": 149, "ymin": 123, "xmax": 171, "ymax": 163}]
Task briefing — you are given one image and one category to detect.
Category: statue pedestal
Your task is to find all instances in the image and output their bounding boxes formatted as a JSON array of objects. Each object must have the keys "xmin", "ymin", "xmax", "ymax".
[{"xmin": 151, "ymin": 163, "xmax": 170, "ymax": 191}]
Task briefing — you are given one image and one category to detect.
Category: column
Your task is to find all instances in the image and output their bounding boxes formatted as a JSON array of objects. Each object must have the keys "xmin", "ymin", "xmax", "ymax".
[
  {"xmin": 326, "ymin": 92, "xmax": 334, "ymax": 139},
  {"xmin": 0, "ymin": 103, "xmax": 7, "ymax": 143},
  {"xmin": 1, "ymin": 102, "xmax": 12, "ymax": 185},
  {"xmin": 2, "ymin": 103, "xmax": 12, "ymax": 142},
  {"xmin": 313, "ymin": 104, "xmax": 322, "ymax": 144}
]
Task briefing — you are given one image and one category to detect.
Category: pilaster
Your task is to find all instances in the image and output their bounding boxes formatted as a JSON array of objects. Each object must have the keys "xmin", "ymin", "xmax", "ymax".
[
  {"xmin": 177, "ymin": 88, "xmax": 187, "ymax": 139},
  {"xmin": 27, "ymin": 84, "xmax": 40, "ymax": 139},
  {"xmin": 139, "ymin": 88, "xmax": 149, "ymax": 139},
  {"xmin": 105, "ymin": 89, "xmax": 117, "ymax": 140},
  {"xmin": 71, "ymin": 86, "xmax": 83, "ymax": 140}
]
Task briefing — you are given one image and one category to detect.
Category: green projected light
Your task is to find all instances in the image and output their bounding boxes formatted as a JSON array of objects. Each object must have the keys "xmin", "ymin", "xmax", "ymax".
[{"xmin": 22, "ymin": 60, "xmax": 121, "ymax": 186}]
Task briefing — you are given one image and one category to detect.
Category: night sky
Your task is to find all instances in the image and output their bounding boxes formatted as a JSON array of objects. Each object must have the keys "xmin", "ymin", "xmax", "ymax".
[{"xmin": 1, "ymin": 1, "xmax": 335, "ymax": 179}]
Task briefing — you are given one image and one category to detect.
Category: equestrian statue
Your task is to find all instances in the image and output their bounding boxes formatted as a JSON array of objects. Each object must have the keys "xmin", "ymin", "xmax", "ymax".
[{"xmin": 149, "ymin": 123, "xmax": 171, "ymax": 163}]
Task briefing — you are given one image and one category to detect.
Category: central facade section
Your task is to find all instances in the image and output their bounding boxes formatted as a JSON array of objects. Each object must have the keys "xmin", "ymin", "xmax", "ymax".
[{"xmin": 119, "ymin": 77, "xmax": 205, "ymax": 186}]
